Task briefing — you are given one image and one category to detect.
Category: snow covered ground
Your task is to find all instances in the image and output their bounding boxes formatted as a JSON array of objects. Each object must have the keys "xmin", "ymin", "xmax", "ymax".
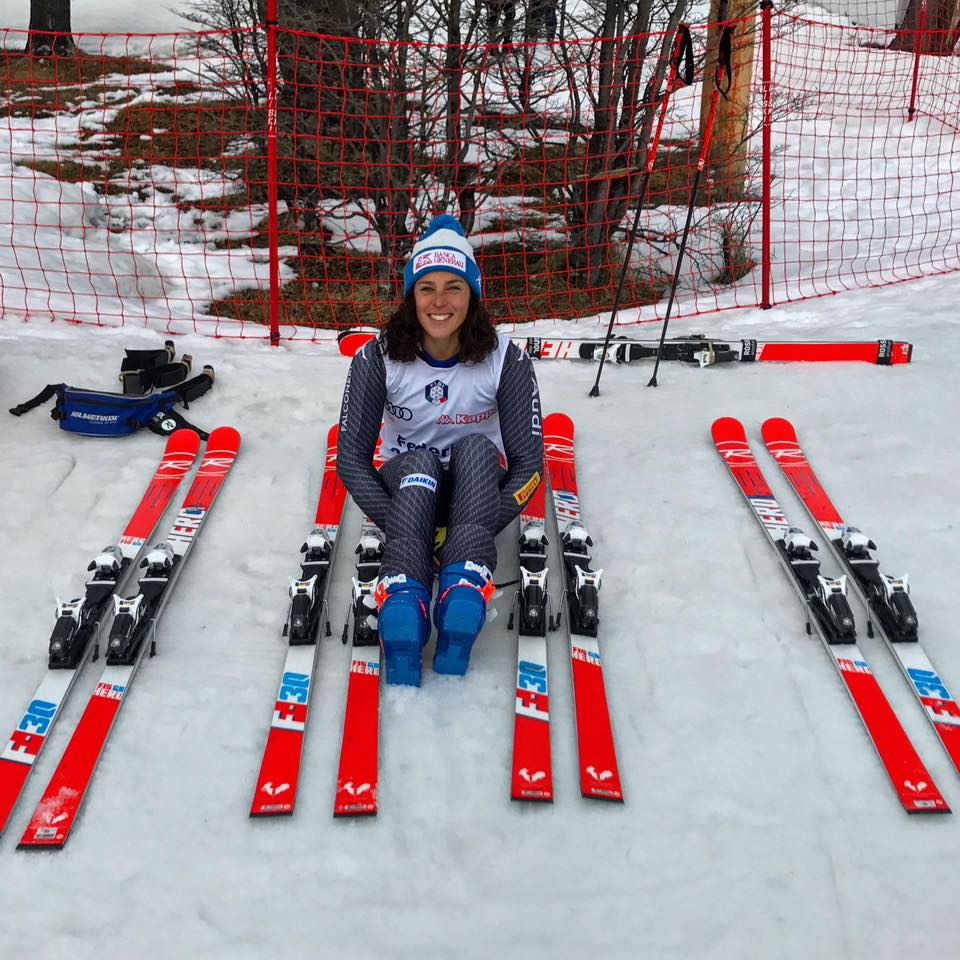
[
  {"xmin": 1, "ymin": 1, "xmax": 960, "ymax": 956},
  {"xmin": 0, "ymin": 278, "xmax": 958, "ymax": 959}
]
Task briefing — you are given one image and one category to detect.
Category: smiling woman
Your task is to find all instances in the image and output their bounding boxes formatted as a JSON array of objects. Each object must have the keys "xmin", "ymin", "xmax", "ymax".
[
  {"xmin": 412, "ymin": 272, "xmax": 471, "ymax": 361},
  {"xmin": 336, "ymin": 214, "xmax": 544, "ymax": 687}
]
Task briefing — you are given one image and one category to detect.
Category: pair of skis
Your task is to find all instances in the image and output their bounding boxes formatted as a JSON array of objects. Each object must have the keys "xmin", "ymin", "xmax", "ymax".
[
  {"xmin": 509, "ymin": 412, "xmax": 623, "ymax": 804},
  {"xmin": 713, "ymin": 416, "xmax": 956, "ymax": 813},
  {"xmin": 250, "ymin": 415, "xmax": 623, "ymax": 816},
  {"xmin": 337, "ymin": 328, "xmax": 912, "ymax": 367},
  {"xmin": 249, "ymin": 426, "xmax": 384, "ymax": 818},
  {"xmin": 1, "ymin": 426, "xmax": 241, "ymax": 847}
]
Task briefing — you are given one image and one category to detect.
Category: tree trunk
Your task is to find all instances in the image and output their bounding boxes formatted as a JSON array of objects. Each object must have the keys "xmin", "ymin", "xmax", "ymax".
[
  {"xmin": 569, "ymin": 0, "xmax": 622, "ymax": 286},
  {"xmin": 892, "ymin": 0, "xmax": 960, "ymax": 54},
  {"xmin": 26, "ymin": 0, "xmax": 75, "ymax": 56},
  {"xmin": 698, "ymin": 0, "xmax": 756, "ymax": 203}
]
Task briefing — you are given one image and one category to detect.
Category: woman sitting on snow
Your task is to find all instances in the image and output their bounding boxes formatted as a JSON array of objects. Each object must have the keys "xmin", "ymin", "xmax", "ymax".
[{"xmin": 336, "ymin": 215, "xmax": 544, "ymax": 686}]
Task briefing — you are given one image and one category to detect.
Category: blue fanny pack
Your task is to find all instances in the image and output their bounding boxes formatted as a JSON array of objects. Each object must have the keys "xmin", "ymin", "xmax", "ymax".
[{"xmin": 10, "ymin": 365, "xmax": 214, "ymax": 439}]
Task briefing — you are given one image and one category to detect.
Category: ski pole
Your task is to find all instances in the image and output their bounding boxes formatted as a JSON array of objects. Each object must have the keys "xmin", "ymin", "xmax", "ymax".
[
  {"xmin": 648, "ymin": 18, "xmax": 734, "ymax": 388},
  {"xmin": 589, "ymin": 25, "xmax": 694, "ymax": 398}
]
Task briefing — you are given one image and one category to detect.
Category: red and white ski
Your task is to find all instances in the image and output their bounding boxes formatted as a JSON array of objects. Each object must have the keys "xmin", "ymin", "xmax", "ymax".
[
  {"xmin": 250, "ymin": 425, "xmax": 348, "ymax": 816},
  {"xmin": 333, "ymin": 446, "xmax": 385, "ymax": 817},
  {"xmin": 18, "ymin": 426, "xmax": 240, "ymax": 848},
  {"xmin": 0, "ymin": 429, "xmax": 200, "ymax": 837},
  {"xmin": 762, "ymin": 416, "xmax": 960, "ymax": 778},
  {"xmin": 337, "ymin": 328, "xmax": 911, "ymax": 366},
  {"xmin": 544, "ymin": 413, "xmax": 623, "ymax": 802},
  {"xmin": 713, "ymin": 417, "xmax": 947, "ymax": 813},
  {"xmin": 509, "ymin": 473, "xmax": 553, "ymax": 802}
]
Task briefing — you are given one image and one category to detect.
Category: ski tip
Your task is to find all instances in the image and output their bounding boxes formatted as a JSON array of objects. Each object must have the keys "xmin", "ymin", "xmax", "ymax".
[
  {"xmin": 710, "ymin": 416, "xmax": 746, "ymax": 444},
  {"xmin": 760, "ymin": 417, "xmax": 796, "ymax": 445},
  {"xmin": 326, "ymin": 422, "xmax": 339, "ymax": 448},
  {"xmin": 166, "ymin": 428, "xmax": 203, "ymax": 457},
  {"xmin": 206, "ymin": 425, "xmax": 241, "ymax": 451},
  {"xmin": 543, "ymin": 411, "xmax": 574, "ymax": 436}
]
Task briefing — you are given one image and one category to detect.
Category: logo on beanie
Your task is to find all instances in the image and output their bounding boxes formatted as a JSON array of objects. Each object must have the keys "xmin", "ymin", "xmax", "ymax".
[
  {"xmin": 413, "ymin": 249, "xmax": 467, "ymax": 275},
  {"xmin": 424, "ymin": 380, "xmax": 449, "ymax": 405}
]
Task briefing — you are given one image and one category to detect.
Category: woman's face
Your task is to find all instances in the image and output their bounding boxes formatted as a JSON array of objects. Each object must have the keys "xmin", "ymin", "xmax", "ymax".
[{"xmin": 413, "ymin": 271, "xmax": 471, "ymax": 344}]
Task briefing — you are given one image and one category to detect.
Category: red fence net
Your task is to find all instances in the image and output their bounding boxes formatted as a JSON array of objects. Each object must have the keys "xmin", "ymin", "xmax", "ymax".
[{"xmin": 1, "ymin": 10, "xmax": 959, "ymax": 341}]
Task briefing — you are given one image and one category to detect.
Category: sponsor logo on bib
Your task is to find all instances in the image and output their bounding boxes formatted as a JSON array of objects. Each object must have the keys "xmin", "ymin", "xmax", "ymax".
[
  {"xmin": 385, "ymin": 400, "xmax": 413, "ymax": 421},
  {"xmin": 435, "ymin": 407, "xmax": 496, "ymax": 426}
]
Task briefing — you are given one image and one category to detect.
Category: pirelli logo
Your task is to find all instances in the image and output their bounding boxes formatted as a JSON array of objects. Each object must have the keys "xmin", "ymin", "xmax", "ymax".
[{"xmin": 513, "ymin": 470, "xmax": 540, "ymax": 506}]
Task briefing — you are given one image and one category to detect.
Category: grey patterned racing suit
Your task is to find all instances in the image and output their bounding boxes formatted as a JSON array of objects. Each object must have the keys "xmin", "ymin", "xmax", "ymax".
[{"xmin": 337, "ymin": 336, "xmax": 544, "ymax": 587}]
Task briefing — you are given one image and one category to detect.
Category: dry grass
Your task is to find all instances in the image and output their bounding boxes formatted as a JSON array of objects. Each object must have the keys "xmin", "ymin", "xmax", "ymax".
[
  {"xmin": 488, "ymin": 140, "xmax": 588, "ymax": 201},
  {"xmin": 1, "ymin": 52, "xmax": 168, "ymax": 115},
  {"xmin": 97, "ymin": 99, "xmax": 251, "ymax": 171},
  {"xmin": 17, "ymin": 158, "xmax": 101, "ymax": 182},
  {"xmin": 1, "ymin": 51, "xmax": 162, "ymax": 85},
  {"xmin": 209, "ymin": 228, "xmax": 666, "ymax": 332},
  {"xmin": 478, "ymin": 240, "xmax": 665, "ymax": 320},
  {"xmin": 485, "ymin": 139, "xmax": 718, "ymax": 208},
  {"xmin": 210, "ymin": 230, "xmax": 390, "ymax": 329}
]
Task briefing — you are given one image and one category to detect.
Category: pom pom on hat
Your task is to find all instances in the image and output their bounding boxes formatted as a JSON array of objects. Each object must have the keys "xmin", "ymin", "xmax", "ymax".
[{"xmin": 403, "ymin": 215, "xmax": 482, "ymax": 300}]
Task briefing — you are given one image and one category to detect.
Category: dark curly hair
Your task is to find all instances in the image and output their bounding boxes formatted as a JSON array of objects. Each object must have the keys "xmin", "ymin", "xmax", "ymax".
[{"xmin": 380, "ymin": 292, "xmax": 497, "ymax": 364}]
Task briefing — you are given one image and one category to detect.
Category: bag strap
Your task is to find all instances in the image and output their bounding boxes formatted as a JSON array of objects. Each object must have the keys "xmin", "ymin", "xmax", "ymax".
[
  {"xmin": 141, "ymin": 368, "xmax": 214, "ymax": 438},
  {"xmin": 174, "ymin": 365, "xmax": 215, "ymax": 407},
  {"xmin": 121, "ymin": 355, "xmax": 193, "ymax": 395},
  {"xmin": 146, "ymin": 408, "xmax": 209, "ymax": 441},
  {"xmin": 119, "ymin": 341, "xmax": 175, "ymax": 373},
  {"xmin": 9, "ymin": 384, "xmax": 64, "ymax": 418}
]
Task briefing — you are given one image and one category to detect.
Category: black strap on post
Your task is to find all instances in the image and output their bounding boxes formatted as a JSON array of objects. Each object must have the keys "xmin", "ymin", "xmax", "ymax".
[
  {"xmin": 715, "ymin": 23, "xmax": 734, "ymax": 97},
  {"xmin": 588, "ymin": 24, "xmax": 694, "ymax": 399},
  {"xmin": 677, "ymin": 23, "xmax": 695, "ymax": 86}
]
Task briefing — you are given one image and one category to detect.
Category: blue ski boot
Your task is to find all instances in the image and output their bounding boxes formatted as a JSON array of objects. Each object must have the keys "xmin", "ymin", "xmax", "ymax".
[
  {"xmin": 376, "ymin": 574, "xmax": 431, "ymax": 686},
  {"xmin": 433, "ymin": 561, "xmax": 494, "ymax": 676}
]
